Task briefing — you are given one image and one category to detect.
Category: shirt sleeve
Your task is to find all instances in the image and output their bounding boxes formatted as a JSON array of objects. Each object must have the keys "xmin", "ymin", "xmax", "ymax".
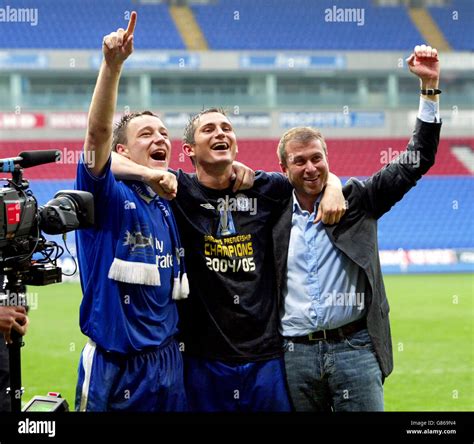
[
  {"xmin": 75, "ymin": 152, "xmax": 122, "ymax": 228},
  {"xmin": 253, "ymin": 171, "xmax": 293, "ymax": 201},
  {"xmin": 417, "ymin": 97, "xmax": 440, "ymax": 123}
]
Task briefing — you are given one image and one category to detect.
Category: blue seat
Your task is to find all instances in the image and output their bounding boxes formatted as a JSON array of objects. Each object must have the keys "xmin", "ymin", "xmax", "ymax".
[
  {"xmin": 377, "ymin": 177, "xmax": 474, "ymax": 249},
  {"xmin": 0, "ymin": 0, "xmax": 184, "ymax": 49},
  {"xmin": 192, "ymin": 0, "xmax": 423, "ymax": 50},
  {"xmin": 429, "ymin": 0, "xmax": 474, "ymax": 50}
]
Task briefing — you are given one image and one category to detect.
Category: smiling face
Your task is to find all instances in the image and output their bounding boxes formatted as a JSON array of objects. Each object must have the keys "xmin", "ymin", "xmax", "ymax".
[
  {"xmin": 116, "ymin": 114, "xmax": 171, "ymax": 170},
  {"xmin": 281, "ymin": 138, "xmax": 329, "ymax": 199},
  {"xmin": 183, "ymin": 112, "xmax": 238, "ymax": 168}
]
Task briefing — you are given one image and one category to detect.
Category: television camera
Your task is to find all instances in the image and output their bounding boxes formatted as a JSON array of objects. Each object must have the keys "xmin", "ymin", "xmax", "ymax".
[{"xmin": 0, "ymin": 150, "xmax": 94, "ymax": 412}]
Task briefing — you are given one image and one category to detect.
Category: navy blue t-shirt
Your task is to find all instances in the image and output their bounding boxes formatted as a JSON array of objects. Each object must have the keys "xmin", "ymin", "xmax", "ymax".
[
  {"xmin": 75, "ymin": 156, "xmax": 178, "ymax": 354},
  {"xmin": 172, "ymin": 171, "xmax": 292, "ymax": 362}
]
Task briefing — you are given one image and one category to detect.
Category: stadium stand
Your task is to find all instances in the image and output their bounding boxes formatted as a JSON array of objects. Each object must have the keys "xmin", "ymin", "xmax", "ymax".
[
  {"xmin": 0, "ymin": 0, "xmax": 185, "ymax": 49},
  {"xmin": 1, "ymin": 0, "xmax": 471, "ymax": 271},
  {"xmin": 429, "ymin": 0, "xmax": 474, "ymax": 51},
  {"xmin": 1, "ymin": 0, "xmax": 471, "ymax": 51},
  {"xmin": 2, "ymin": 138, "xmax": 472, "ymax": 179},
  {"xmin": 377, "ymin": 176, "xmax": 473, "ymax": 250},
  {"xmin": 192, "ymin": 0, "xmax": 424, "ymax": 50}
]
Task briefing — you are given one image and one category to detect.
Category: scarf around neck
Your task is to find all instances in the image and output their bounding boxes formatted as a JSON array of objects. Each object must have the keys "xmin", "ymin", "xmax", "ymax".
[{"xmin": 108, "ymin": 181, "xmax": 189, "ymax": 300}]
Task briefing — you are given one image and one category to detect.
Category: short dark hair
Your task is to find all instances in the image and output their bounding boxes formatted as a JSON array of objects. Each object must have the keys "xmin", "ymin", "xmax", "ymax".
[
  {"xmin": 112, "ymin": 111, "xmax": 159, "ymax": 152},
  {"xmin": 183, "ymin": 107, "xmax": 228, "ymax": 146}
]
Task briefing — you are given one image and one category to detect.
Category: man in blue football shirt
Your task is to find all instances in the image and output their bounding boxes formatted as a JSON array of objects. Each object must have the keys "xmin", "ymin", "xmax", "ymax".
[{"xmin": 74, "ymin": 12, "xmax": 188, "ymax": 412}]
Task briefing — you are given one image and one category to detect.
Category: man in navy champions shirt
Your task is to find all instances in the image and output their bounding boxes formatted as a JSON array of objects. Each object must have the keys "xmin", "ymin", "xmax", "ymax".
[{"xmin": 74, "ymin": 12, "xmax": 188, "ymax": 411}]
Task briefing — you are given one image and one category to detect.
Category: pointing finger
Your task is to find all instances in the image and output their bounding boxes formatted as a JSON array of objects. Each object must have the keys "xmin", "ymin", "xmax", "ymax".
[{"xmin": 124, "ymin": 11, "xmax": 137, "ymax": 39}]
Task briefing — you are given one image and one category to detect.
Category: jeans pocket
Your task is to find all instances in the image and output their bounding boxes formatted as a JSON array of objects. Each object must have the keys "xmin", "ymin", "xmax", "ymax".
[{"xmin": 344, "ymin": 329, "xmax": 373, "ymax": 350}]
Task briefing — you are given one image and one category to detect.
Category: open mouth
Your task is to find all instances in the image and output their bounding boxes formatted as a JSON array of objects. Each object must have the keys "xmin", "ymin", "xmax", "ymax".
[
  {"xmin": 304, "ymin": 177, "xmax": 319, "ymax": 183},
  {"xmin": 211, "ymin": 142, "xmax": 229, "ymax": 151},
  {"xmin": 150, "ymin": 149, "xmax": 167, "ymax": 161}
]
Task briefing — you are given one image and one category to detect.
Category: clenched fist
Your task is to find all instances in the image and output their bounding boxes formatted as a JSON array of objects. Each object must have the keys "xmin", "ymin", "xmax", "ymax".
[
  {"xmin": 406, "ymin": 44, "xmax": 440, "ymax": 88},
  {"xmin": 146, "ymin": 170, "xmax": 178, "ymax": 200}
]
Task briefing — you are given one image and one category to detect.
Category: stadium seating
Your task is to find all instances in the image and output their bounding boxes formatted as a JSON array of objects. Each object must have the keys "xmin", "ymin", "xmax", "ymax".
[
  {"xmin": 429, "ymin": 0, "xmax": 474, "ymax": 51},
  {"xmin": 3, "ymin": 138, "xmax": 471, "ymax": 179},
  {"xmin": 377, "ymin": 176, "xmax": 473, "ymax": 249},
  {"xmin": 0, "ymin": 0, "xmax": 185, "ymax": 49},
  {"xmin": 233, "ymin": 138, "xmax": 473, "ymax": 176},
  {"xmin": 192, "ymin": 0, "xmax": 423, "ymax": 50},
  {"xmin": 1, "ymin": 0, "xmax": 471, "ymax": 50}
]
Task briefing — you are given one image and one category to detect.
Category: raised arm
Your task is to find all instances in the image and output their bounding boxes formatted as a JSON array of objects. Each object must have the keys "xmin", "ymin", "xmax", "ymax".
[
  {"xmin": 363, "ymin": 45, "xmax": 441, "ymax": 219},
  {"xmin": 85, "ymin": 12, "xmax": 137, "ymax": 176},
  {"xmin": 406, "ymin": 44, "xmax": 440, "ymax": 106}
]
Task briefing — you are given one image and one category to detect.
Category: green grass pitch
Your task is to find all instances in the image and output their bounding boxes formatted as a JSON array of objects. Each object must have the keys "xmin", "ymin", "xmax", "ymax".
[{"xmin": 21, "ymin": 273, "xmax": 473, "ymax": 411}]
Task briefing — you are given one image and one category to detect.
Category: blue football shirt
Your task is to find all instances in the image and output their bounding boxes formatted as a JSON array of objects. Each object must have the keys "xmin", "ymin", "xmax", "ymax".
[{"xmin": 75, "ymin": 155, "xmax": 178, "ymax": 354}]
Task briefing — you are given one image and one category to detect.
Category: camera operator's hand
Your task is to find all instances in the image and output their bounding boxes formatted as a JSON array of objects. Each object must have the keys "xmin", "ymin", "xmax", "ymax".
[
  {"xmin": 0, "ymin": 306, "xmax": 29, "ymax": 344},
  {"xmin": 102, "ymin": 11, "xmax": 136, "ymax": 68},
  {"xmin": 145, "ymin": 170, "xmax": 178, "ymax": 200}
]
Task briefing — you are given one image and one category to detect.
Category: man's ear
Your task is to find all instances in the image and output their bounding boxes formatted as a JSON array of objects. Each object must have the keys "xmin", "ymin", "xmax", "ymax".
[
  {"xmin": 116, "ymin": 144, "xmax": 130, "ymax": 158},
  {"xmin": 182, "ymin": 143, "xmax": 195, "ymax": 160},
  {"xmin": 279, "ymin": 162, "xmax": 288, "ymax": 175}
]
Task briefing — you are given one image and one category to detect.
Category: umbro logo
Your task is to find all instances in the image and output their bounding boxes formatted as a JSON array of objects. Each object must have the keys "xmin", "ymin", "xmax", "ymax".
[
  {"xmin": 124, "ymin": 200, "xmax": 137, "ymax": 210},
  {"xmin": 200, "ymin": 203, "xmax": 215, "ymax": 210}
]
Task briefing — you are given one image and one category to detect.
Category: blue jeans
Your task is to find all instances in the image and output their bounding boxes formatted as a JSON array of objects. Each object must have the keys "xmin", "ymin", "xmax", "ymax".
[{"xmin": 284, "ymin": 328, "xmax": 384, "ymax": 412}]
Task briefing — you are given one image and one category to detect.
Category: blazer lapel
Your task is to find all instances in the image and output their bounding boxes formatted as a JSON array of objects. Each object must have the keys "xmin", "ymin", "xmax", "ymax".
[{"xmin": 272, "ymin": 198, "xmax": 293, "ymax": 301}]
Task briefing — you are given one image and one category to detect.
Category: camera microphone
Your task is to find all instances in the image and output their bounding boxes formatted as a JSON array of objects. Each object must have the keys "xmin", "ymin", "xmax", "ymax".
[
  {"xmin": 18, "ymin": 150, "xmax": 62, "ymax": 168},
  {"xmin": 0, "ymin": 150, "xmax": 61, "ymax": 173}
]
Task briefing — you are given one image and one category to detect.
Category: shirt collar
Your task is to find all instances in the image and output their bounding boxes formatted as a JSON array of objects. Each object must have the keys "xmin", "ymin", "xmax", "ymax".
[
  {"xmin": 128, "ymin": 181, "xmax": 158, "ymax": 204},
  {"xmin": 292, "ymin": 190, "xmax": 321, "ymax": 216}
]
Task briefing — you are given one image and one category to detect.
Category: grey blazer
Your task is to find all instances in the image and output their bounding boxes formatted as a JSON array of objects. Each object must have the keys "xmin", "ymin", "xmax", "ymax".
[{"xmin": 273, "ymin": 119, "xmax": 442, "ymax": 377}]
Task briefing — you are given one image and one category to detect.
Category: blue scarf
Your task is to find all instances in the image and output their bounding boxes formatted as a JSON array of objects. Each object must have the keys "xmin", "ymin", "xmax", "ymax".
[{"xmin": 108, "ymin": 181, "xmax": 189, "ymax": 300}]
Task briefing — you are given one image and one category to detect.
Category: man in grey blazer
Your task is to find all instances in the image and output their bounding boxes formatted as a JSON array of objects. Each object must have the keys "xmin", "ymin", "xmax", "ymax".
[{"xmin": 273, "ymin": 45, "xmax": 442, "ymax": 411}]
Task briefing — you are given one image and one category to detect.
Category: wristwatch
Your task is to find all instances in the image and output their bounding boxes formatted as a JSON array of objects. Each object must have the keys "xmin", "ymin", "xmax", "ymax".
[{"xmin": 420, "ymin": 88, "xmax": 442, "ymax": 95}]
